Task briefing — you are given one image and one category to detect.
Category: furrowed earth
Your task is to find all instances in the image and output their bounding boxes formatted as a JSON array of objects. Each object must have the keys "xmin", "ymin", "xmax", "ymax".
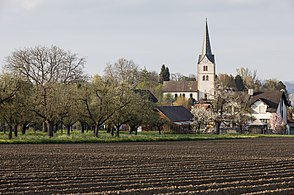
[{"xmin": 1, "ymin": 138, "xmax": 294, "ymax": 194}]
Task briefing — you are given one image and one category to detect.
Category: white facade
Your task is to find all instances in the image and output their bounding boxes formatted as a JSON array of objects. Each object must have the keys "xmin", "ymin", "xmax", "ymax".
[
  {"xmin": 251, "ymin": 100, "xmax": 272, "ymax": 124},
  {"xmin": 250, "ymin": 98, "xmax": 288, "ymax": 129},
  {"xmin": 163, "ymin": 92, "xmax": 198, "ymax": 101},
  {"xmin": 197, "ymin": 56, "xmax": 215, "ymax": 100}
]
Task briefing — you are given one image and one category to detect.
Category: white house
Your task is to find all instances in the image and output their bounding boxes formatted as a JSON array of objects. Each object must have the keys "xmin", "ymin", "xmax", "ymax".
[{"xmin": 248, "ymin": 91, "xmax": 290, "ymax": 133}]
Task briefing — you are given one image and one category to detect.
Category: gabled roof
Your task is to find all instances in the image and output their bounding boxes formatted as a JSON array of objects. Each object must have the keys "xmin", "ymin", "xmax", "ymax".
[
  {"xmin": 134, "ymin": 89, "xmax": 158, "ymax": 103},
  {"xmin": 162, "ymin": 80, "xmax": 198, "ymax": 93},
  {"xmin": 249, "ymin": 91, "xmax": 290, "ymax": 112},
  {"xmin": 156, "ymin": 106, "xmax": 193, "ymax": 122}
]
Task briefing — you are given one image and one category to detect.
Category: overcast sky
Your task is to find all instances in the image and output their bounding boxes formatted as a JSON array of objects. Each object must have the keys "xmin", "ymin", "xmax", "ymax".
[{"xmin": 0, "ymin": 0, "xmax": 293, "ymax": 81}]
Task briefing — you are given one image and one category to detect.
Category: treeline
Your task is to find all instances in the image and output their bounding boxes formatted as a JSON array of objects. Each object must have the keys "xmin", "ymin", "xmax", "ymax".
[
  {"xmin": 217, "ymin": 68, "xmax": 287, "ymax": 93},
  {"xmin": 0, "ymin": 46, "xmax": 166, "ymax": 139},
  {"xmin": 0, "ymin": 45, "xmax": 290, "ymax": 139}
]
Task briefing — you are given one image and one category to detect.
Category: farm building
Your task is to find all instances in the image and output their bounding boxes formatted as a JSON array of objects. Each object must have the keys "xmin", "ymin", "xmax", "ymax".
[{"xmin": 156, "ymin": 106, "xmax": 193, "ymax": 133}]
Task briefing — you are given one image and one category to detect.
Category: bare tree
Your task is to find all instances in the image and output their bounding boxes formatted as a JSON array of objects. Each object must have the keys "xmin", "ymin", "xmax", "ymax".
[
  {"xmin": 236, "ymin": 67, "xmax": 261, "ymax": 90},
  {"xmin": 104, "ymin": 58, "xmax": 139, "ymax": 86},
  {"xmin": 4, "ymin": 46, "xmax": 86, "ymax": 137},
  {"xmin": 5, "ymin": 46, "xmax": 86, "ymax": 85}
]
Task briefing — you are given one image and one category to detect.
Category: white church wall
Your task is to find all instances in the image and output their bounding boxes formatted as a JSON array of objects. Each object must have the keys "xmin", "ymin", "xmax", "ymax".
[{"xmin": 163, "ymin": 92, "xmax": 198, "ymax": 101}]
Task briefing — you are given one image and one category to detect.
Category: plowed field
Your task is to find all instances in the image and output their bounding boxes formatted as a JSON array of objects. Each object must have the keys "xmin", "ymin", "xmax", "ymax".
[{"xmin": 0, "ymin": 138, "xmax": 294, "ymax": 194}]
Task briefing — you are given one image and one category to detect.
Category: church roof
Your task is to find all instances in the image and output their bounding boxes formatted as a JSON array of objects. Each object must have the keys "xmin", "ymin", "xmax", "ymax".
[
  {"xmin": 162, "ymin": 80, "xmax": 198, "ymax": 93},
  {"xmin": 198, "ymin": 19, "xmax": 215, "ymax": 64}
]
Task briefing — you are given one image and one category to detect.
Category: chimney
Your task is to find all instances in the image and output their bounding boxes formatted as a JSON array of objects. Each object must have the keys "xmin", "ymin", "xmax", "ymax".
[{"xmin": 248, "ymin": 89, "xmax": 254, "ymax": 96}]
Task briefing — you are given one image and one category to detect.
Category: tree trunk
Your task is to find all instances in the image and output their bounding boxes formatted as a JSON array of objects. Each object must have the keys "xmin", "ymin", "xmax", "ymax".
[
  {"xmin": 129, "ymin": 125, "xmax": 136, "ymax": 135},
  {"xmin": 81, "ymin": 122, "xmax": 85, "ymax": 134},
  {"xmin": 158, "ymin": 126, "xmax": 161, "ymax": 134},
  {"xmin": 3, "ymin": 124, "xmax": 6, "ymax": 134},
  {"xmin": 116, "ymin": 126, "xmax": 120, "ymax": 138},
  {"xmin": 53, "ymin": 124, "xmax": 58, "ymax": 133},
  {"xmin": 48, "ymin": 122, "xmax": 54, "ymax": 137},
  {"xmin": 43, "ymin": 121, "xmax": 48, "ymax": 132},
  {"xmin": 8, "ymin": 125, "xmax": 13, "ymax": 140},
  {"xmin": 94, "ymin": 123, "xmax": 99, "ymax": 137},
  {"xmin": 111, "ymin": 127, "xmax": 115, "ymax": 137},
  {"xmin": 14, "ymin": 125, "xmax": 18, "ymax": 137},
  {"xmin": 21, "ymin": 124, "xmax": 27, "ymax": 135},
  {"xmin": 215, "ymin": 122, "xmax": 221, "ymax": 134},
  {"xmin": 239, "ymin": 124, "xmax": 243, "ymax": 134},
  {"xmin": 67, "ymin": 125, "xmax": 71, "ymax": 136}
]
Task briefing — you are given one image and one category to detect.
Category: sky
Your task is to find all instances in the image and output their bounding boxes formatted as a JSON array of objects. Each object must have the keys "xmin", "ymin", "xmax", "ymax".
[{"xmin": 0, "ymin": 0, "xmax": 293, "ymax": 81}]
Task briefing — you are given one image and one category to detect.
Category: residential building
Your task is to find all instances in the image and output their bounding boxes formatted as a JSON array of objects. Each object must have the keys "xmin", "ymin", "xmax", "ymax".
[{"xmin": 248, "ymin": 90, "xmax": 291, "ymax": 133}]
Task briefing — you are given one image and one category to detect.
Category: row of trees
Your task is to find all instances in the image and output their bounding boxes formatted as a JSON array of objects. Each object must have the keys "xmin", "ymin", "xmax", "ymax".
[{"xmin": 0, "ymin": 46, "xmax": 165, "ymax": 139}]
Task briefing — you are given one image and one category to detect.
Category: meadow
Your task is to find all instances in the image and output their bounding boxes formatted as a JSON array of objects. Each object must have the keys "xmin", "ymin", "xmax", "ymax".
[{"xmin": 1, "ymin": 129, "xmax": 293, "ymax": 144}]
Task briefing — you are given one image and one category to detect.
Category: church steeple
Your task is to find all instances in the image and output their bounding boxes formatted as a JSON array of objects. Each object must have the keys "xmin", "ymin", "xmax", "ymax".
[
  {"xmin": 198, "ymin": 19, "xmax": 214, "ymax": 64},
  {"xmin": 197, "ymin": 19, "xmax": 216, "ymax": 100},
  {"xmin": 201, "ymin": 19, "xmax": 212, "ymax": 55}
]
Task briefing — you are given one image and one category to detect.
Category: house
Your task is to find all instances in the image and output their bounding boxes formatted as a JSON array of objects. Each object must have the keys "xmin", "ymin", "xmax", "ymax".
[
  {"xmin": 156, "ymin": 106, "xmax": 193, "ymax": 133},
  {"xmin": 248, "ymin": 90, "xmax": 291, "ymax": 133},
  {"xmin": 287, "ymin": 120, "xmax": 294, "ymax": 134}
]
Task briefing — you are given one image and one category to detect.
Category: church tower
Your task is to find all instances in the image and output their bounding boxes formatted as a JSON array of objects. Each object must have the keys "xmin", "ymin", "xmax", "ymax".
[{"xmin": 197, "ymin": 19, "xmax": 215, "ymax": 100}]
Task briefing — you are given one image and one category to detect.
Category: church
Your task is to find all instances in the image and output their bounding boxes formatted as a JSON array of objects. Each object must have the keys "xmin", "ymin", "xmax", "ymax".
[{"xmin": 162, "ymin": 20, "xmax": 216, "ymax": 102}]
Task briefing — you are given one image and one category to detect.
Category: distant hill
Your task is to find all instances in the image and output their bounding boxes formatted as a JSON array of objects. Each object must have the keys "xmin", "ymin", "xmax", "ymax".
[
  {"xmin": 285, "ymin": 81, "xmax": 294, "ymax": 94},
  {"xmin": 285, "ymin": 81, "xmax": 294, "ymax": 106},
  {"xmin": 289, "ymin": 94, "xmax": 294, "ymax": 106}
]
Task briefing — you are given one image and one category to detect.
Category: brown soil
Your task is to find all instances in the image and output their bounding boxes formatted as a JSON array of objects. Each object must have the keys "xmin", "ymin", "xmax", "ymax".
[{"xmin": 0, "ymin": 138, "xmax": 294, "ymax": 194}]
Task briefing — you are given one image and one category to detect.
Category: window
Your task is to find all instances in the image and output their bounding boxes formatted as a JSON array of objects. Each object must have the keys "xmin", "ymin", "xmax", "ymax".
[
  {"xmin": 203, "ymin": 66, "xmax": 208, "ymax": 71},
  {"xmin": 260, "ymin": 119, "xmax": 269, "ymax": 124},
  {"xmin": 174, "ymin": 94, "xmax": 178, "ymax": 100},
  {"xmin": 206, "ymin": 75, "xmax": 209, "ymax": 81},
  {"xmin": 190, "ymin": 93, "xmax": 193, "ymax": 98},
  {"xmin": 183, "ymin": 94, "xmax": 185, "ymax": 98},
  {"xmin": 203, "ymin": 75, "xmax": 206, "ymax": 81}
]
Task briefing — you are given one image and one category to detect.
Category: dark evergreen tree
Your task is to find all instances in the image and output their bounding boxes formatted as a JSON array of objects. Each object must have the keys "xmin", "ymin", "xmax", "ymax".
[
  {"xmin": 164, "ymin": 67, "xmax": 170, "ymax": 81},
  {"xmin": 277, "ymin": 81, "xmax": 286, "ymax": 91},
  {"xmin": 159, "ymin": 64, "xmax": 170, "ymax": 84},
  {"xmin": 235, "ymin": 75, "xmax": 245, "ymax": 91},
  {"xmin": 159, "ymin": 64, "xmax": 166, "ymax": 84}
]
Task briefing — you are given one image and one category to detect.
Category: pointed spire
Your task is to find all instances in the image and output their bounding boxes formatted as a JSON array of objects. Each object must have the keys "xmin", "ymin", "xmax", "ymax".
[{"xmin": 201, "ymin": 19, "xmax": 212, "ymax": 56}]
